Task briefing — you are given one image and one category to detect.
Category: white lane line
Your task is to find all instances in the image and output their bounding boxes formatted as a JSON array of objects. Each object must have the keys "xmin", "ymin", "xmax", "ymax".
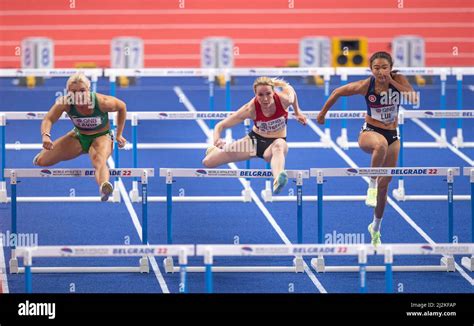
[
  {"xmin": 410, "ymin": 118, "xmax": 474, "ymax": 166},
  {"xmin": 174, "ymin": 86, "xmax": 327, "ymax": 293},
  {"xmin": 0, "ymin": 239, "xmax": 9, "ymax": 293},
  {"xmin": 107, "ymin": 157, "xmax": 170, "ymax": 293}
]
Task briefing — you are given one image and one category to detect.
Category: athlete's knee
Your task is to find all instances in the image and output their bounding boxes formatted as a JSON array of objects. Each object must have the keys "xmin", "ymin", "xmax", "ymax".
[
  {"xmin": 90, "ymin": 152, "xmax": 107, "ymax": 167},
  {"xmin": 272, "ymin": 139, "xmax": 287, "ymax": 153},
  {"xmin": 372, "ymin": 142, "xmax": 387, "ymax": 156},
  {"xmin": 378, "ymin": 176, "xmax": 392, "ymax": 188},
  {"xmin": 202, "ymin": 156, "xmax": 218, "ymax": 168},
  {"xmin": 33, "ymin": 153, "xmax": 52, "ymax": 167}
]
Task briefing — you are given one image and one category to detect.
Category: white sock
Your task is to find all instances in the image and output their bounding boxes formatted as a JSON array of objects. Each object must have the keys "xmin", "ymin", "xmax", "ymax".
[
  {"xmin": 372, "ymin": 215, "xmax": 382, "ymax": 232},
  {"xmin": 369, "ymin": 178, "xmax": 377, "ymax": 189}
]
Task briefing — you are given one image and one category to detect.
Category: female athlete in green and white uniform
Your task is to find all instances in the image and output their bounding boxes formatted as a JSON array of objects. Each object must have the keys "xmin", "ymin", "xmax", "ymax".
[{"xmin": 33, "ymin": 73, "xmax": 127, "ymax": 201}]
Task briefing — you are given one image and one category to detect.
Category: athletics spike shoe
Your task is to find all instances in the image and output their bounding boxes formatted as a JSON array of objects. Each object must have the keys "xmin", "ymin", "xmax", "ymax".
[
  {"xmin": 273, "ymin": 171, "xmax": 288, "ymax": 194},
  {"xmin": 368, "ymin": 223, "xmax": 382, "ymax": 246},
  {"xmin": 365, "ymin": 187, "xmax": 377, "ymax": 207},
  {"xmin": 100, "ymin": 181, "xmax": 114, "ymax": 202}
]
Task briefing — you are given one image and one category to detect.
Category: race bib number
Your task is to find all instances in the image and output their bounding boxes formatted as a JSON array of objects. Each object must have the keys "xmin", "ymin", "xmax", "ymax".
[
  {"xmin": 256, "ymin": 117, "xmax": 286, "ymax": 133},
  {"xmin": 71, "ymin": 116, "xmax": 103, "ymax": 129},
  {"xmin": 370, "ymin": 105, "xmax": 397, "ymax": 124}
]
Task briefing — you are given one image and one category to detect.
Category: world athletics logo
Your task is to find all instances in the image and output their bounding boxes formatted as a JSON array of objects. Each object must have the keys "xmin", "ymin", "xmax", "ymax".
[
  {"xmin": 420, "ymin": 245, "xmax": 434, "ymax": 254},
  {"xmin": 40, "ymin": 169, "xmax": 52, "ymax": 177},
  {"xmin": 60, "ymin": 247, "xmax": 74, "ymax": 255},
  {"xmin": 195, "ymin": 169, "xmax": 208, "ymax": 176},
  {"xmin": 345, "ymin": 168, "xmax": 359, "ymax": 176},
  {"xmin": 240, "ymin": 246, "xmax": 253, "ymax": 255}
]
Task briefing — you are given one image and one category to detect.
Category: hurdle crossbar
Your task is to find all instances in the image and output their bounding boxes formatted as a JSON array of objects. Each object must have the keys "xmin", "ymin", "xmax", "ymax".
[
  {"xmin": 1, "ymin": 168, "xmax": 153, "ymax": 203},
  {"xmin": 0, "ymin": 68, "xmax": 103, "ymax": 78},
  {"xmin": 15, "ymin": 245, "xmax": 193, "ymax": 293},
  {"xmin": 5, "ymin": 168, "xmax": 153, "ymax": 275},
  {"xmin": 309, "ymin": 167, "xmax": 462, "ymax": 274},
  {"xmin": 4, "ymin": 168, "xmax": 154, "ymax": 178}
]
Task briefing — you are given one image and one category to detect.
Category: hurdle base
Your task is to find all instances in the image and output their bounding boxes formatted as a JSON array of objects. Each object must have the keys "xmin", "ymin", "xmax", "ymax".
[
  {"xmin": 147, "ymin": 196, "xmax": 248, "ymax": 202},
  {"xmin": 129, "ymin": 181, "xmax": 140, "ymax": 202},
  {"xmin": 451, "ymin": 135, "xmax": 463, "ymax": 148},
  {"xmin": 163, "ymin": 256, "xmax": 305, "ymax": 273},
  {"xmin": 164, "ymin": 256, "xmax": 174, "ymax": 273},
  {"xmin": 454, "ymin": 142, "xmax": 474, "ymax": 148},
  {"xmin": 311, "ymin": 256, "xmax": 455, "ymax": 272},
  {"xmin": 4, "ymin": 196, "xmax": 123, "ymax": 203},
  {"xmin": 9, "ymin": 257, "xmax": 148, "ymax": 273},
  {"xmin": 461, "ymin": 256, "xmax": 473, "ymax": 271},
  {"xmin": 241, "ymin": 188, "xmax": 252, "ymax": 203},
  {"xmin": 320, "ymin": 129, "xmax": 332, "ymax": 148},
  {"xmin": 293, "ymin": 256, "xmax": 305, "ymax": 273},
  {"xmin": 271, "ymin": 195, "xmax": 366, "ymax": 202},
  {"xmin": 112, "ymin": 181, "xmax": 121, "ymax": 202},
  {"xmin": 171, "ymin": 266, "xmax": 302, "ymax": 273},
  {"xmin": 9, "ymin": 258, "xmax": 18, "ymax": 274},
  {"xmin": 392, "ymin": 193, "xmax": 470, "ymax": 201},
  {"xmin": 16, "ymin": 266, "xmax": 145, "ymax": 273},
  {"xmin": 139, "ymin": 257, "xmax": 150, "ymax": 273},
  {"xmin": 392, "ymin": 187, "xmax": 406, "ymax": 201},
  {"xmin": 261, "ymin": 188, "xmax": 273, "ymax": 202},
  {"xmin": 336, "ymin": 128, "xmax": 349, "ymax": 150},
  {"xmin": 336, "ymin": 136, "xmax": 349, "ymax": 150},
  {"xmin": 438, "ymin": 129, "xmax": 448, "ymax": 148},
  {"xmin": 0, "ymin": 181, "xmax": 6, "ymax": 203}
]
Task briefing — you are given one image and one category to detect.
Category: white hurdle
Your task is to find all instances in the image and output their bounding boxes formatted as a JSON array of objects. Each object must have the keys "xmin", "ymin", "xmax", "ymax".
[
  {"xmin": 197, "ymin": 244, "xmax": 374, "ymax": 293},
  {"xmin": 392, "ymin": 109, "xmax": 474, "ymax": 202},
  {"xmin": 4, "ymin": 168, "xmax": 154, "ymax": 274},
  {"xmin": 160, "ymin": 168, "xmax": 310, "ymax": 273},
  {"xmin": 196, "ymin": 243, "xmax": 474, "ymax": 293},
  {"xmin": 310, "ymin": 167, "xmax": 461, "ymax": 273},
  {"xmin": 15, "ymin": 244, "xmax": 194, "ymax": 293}
]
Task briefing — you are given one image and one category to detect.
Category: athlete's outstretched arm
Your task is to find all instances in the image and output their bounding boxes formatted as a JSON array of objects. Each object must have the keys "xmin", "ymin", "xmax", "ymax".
[
  {"xmin": 317, "ymin": 79, "xmax": 368, "ymax": 124},
  {"xmin": 213, "ymin": 100, "xmax": 254, "ymax": 147}
]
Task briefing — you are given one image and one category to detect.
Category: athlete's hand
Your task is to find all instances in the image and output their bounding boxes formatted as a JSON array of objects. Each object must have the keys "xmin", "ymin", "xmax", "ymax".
[
  {"xmin": 295, "ymin": 113, "xmax": 307, "ymax": 126},
  {"xmin": 316, "ymin": 111, "xmax": 326, "ymax": 125},
  {"xmin": 42, "ymin": 135, "xmax": 54, "ymax": 150},
  {"xmin": 214, "ymin": 138, "xmax": 226, "ymax": 149},
  {"xmin": 116, "ymin": 135, "xmax": 127, "ymax": 148}
]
